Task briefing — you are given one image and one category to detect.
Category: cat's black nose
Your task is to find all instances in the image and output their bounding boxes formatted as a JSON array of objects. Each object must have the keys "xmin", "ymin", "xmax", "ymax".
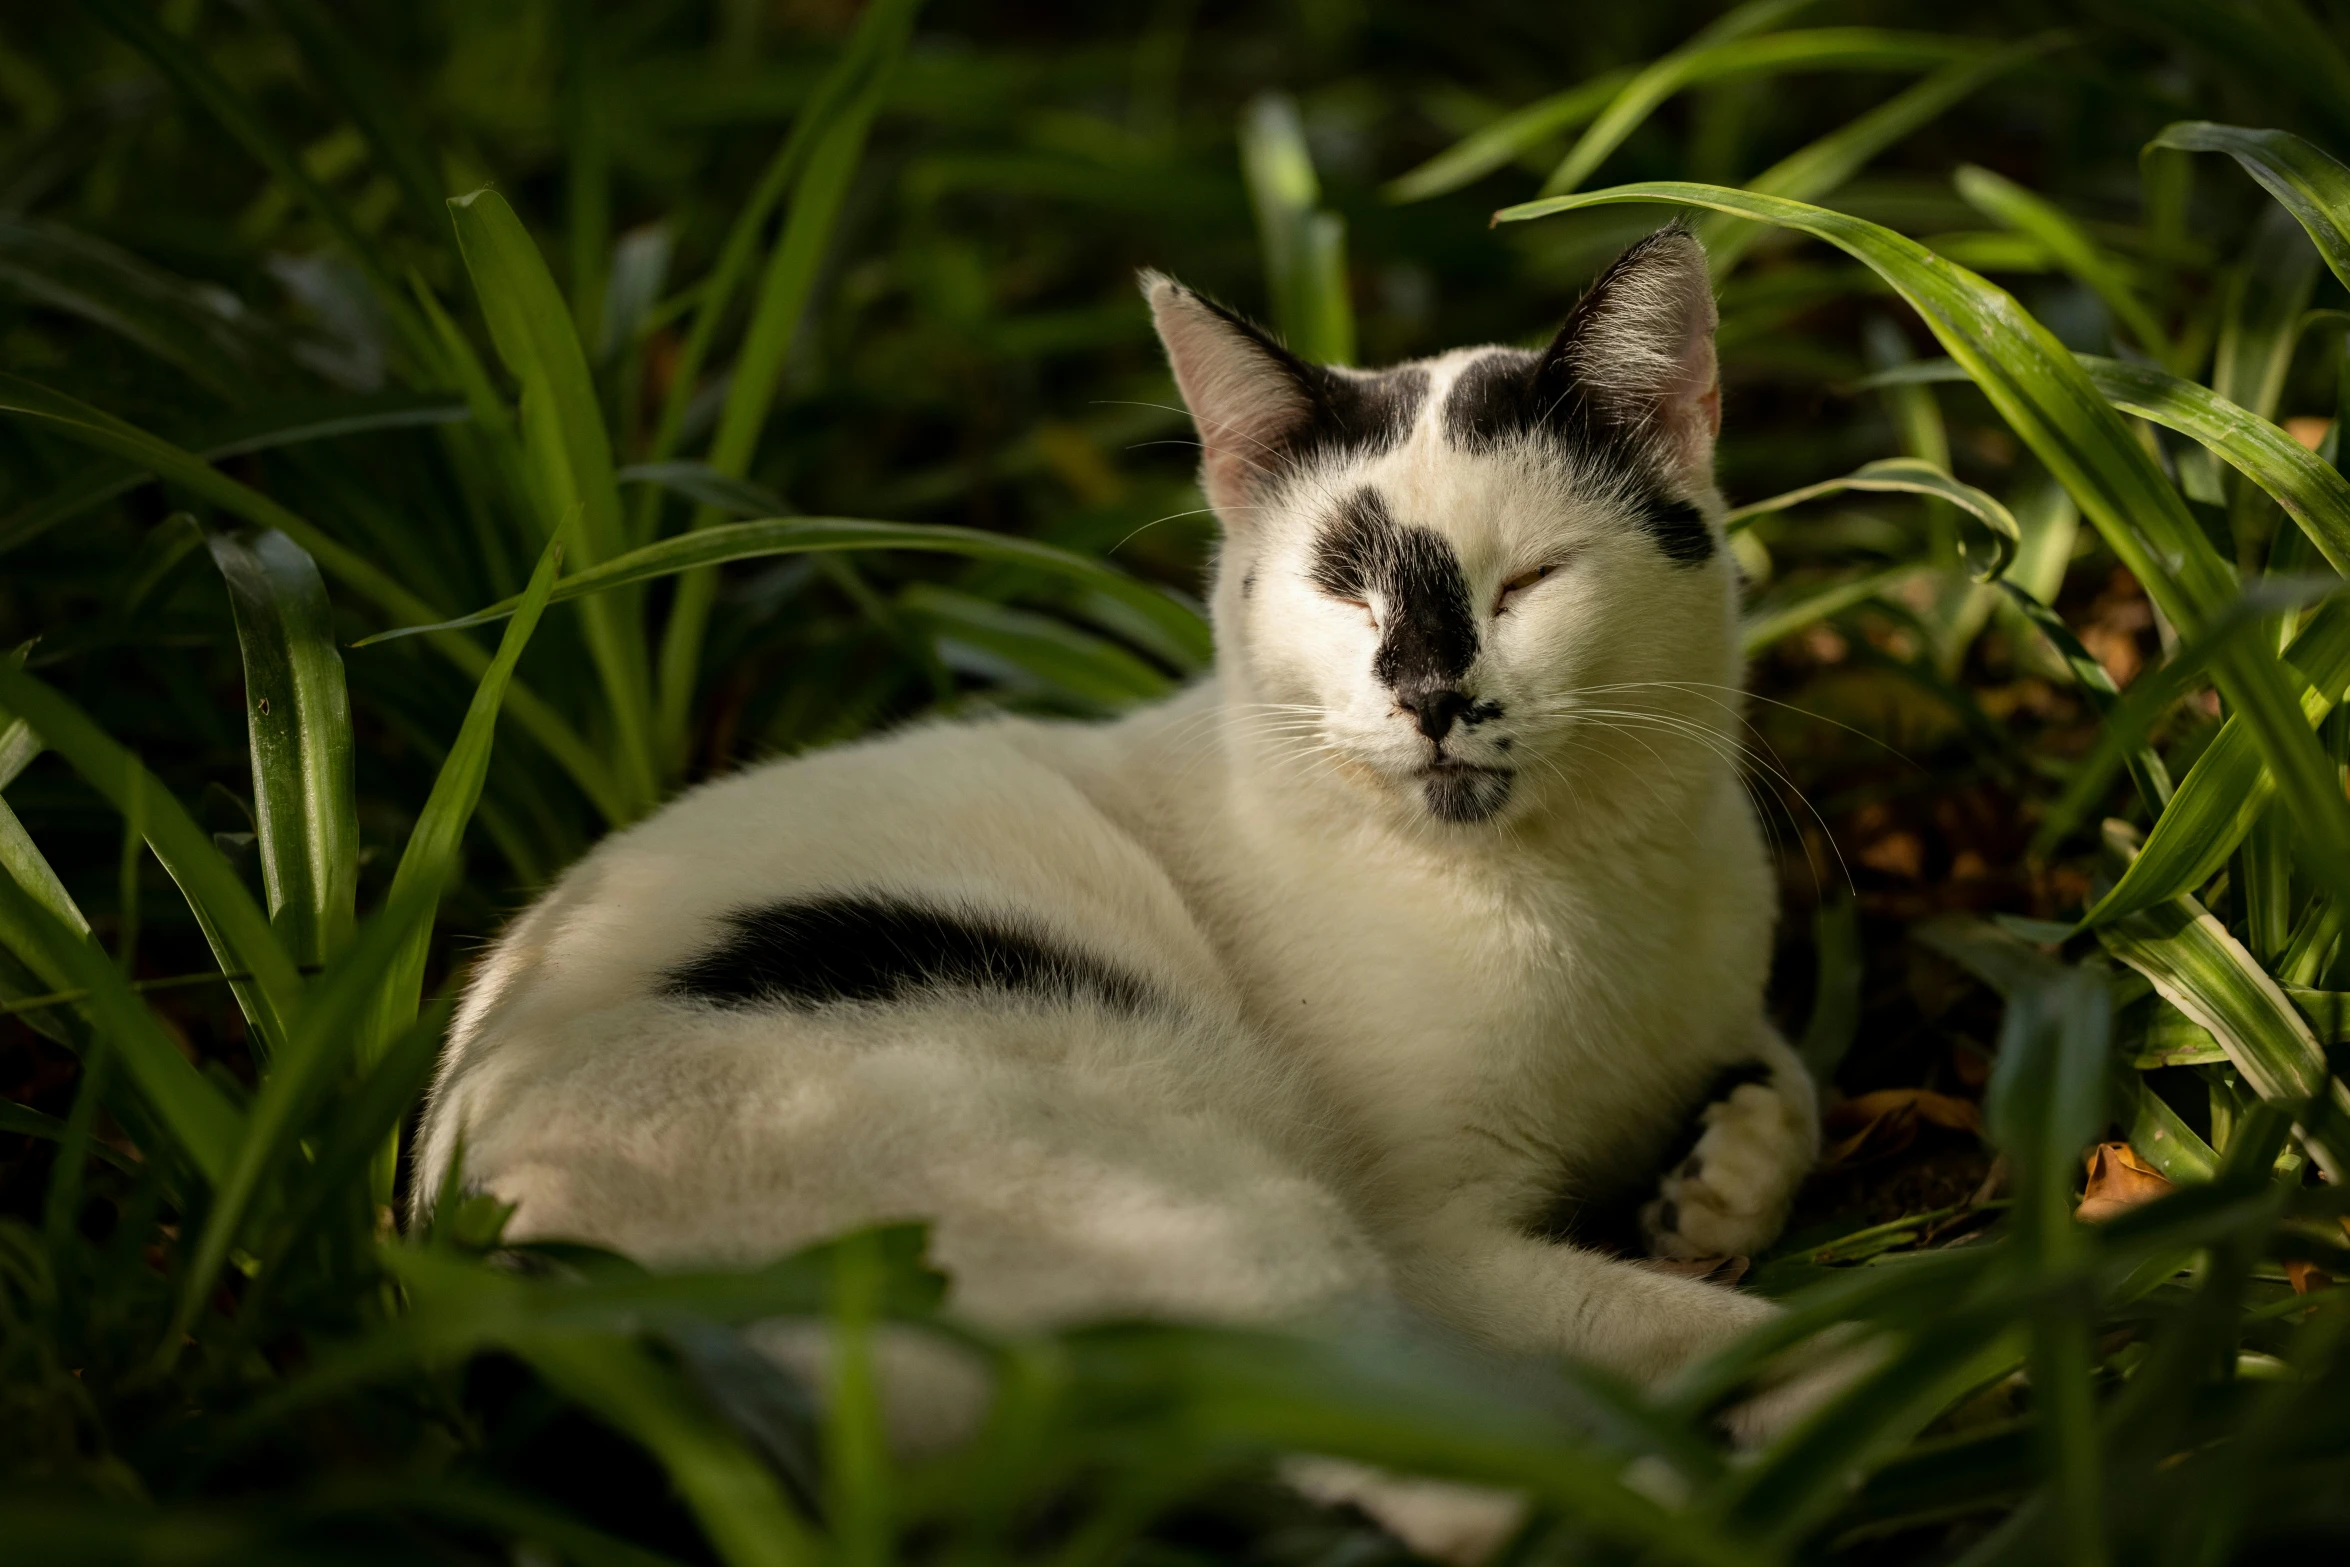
[{"xmin": 1399, "ymin": 687, "xmax": 1471, "ymax": 741}]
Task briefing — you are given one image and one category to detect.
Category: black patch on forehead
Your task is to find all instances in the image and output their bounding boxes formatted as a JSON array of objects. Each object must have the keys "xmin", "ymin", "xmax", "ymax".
[
  {"xmin": 661, "ymin": 895, "xmax": 1155, "ymax": 1015},
  {"xmin": 1441, "ymin": 348, "xmax": 1717, "ymax": 567},
  {"xmin": 1441, "ymin": 348, "xmax": 1556, "ymax": 450},
  {"xmin": 1310, "ymin": 488, "xmax": 1478, "ymax": 695},
  {"xmin": 1177, "ymin": 290, "xmax": 1430, "ymax": 473}
]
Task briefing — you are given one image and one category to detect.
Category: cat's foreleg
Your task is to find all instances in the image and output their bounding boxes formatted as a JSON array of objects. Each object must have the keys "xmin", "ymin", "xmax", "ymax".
[
  {"xmin": 1394, "ymin": 1213, "xmax": 1778, "ymax": 1386},
  {"xmin": 1641, "ymin": 1021, "xmax": 1820, "ymax": 1261}
]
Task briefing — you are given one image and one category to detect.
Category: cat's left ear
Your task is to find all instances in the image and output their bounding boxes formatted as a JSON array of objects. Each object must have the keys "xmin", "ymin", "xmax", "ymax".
[{"xmin": 1543, "ymin": 227, "xmax": 1720, "ymax": 480}]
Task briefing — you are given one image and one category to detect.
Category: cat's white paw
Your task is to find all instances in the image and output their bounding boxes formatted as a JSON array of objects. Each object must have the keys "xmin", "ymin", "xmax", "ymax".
[{"xmin": 1641, "ymin": 1079, "xmax": 1811, "ymax": 1260}]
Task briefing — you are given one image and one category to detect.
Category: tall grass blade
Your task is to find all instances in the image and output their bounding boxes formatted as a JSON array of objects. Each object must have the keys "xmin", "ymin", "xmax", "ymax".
[
  {"xmin": 1240, "ymin": 93, "xmax": 1355, "ymax": 364},
  {"xmin": 0, "ymin": 871, "xmax": 240, "ymax": 1184},
  {"xmin": 1722, "ymin": 455, "xmax": 2018, "ymax": 578},
  {"xmin": 207, "ymin": 529, "xmax": 359, "ymax": 968},
  {"xmin": 83, "ymin": 0, "xmax": 428, "ymax": 356},
  {"xmin": 354, "ymin": 516, "xmax": 1213, "ymax": 667},
  {"xmin": 2000, "ymin": 582, "xmax": 2174, "ymax": 811},
  {"xmin": 0, "ymin": 665, "xmax": 302, "ymax": 1059},
  {"xmin": 1494, "ymin": 182, "xmax": 2350, "ymax": 913},
  {"xmin": 1956, "ymin": 164, "xmax": 2177, "ymax": 369},
  {"xmin": 1699, "ymin": 38, "xmax": 2059, "ymax": 274},
  {"xmin": 2098, "ymin": 837, "xmax": 2347, "ymax": 1177},
  {"xmin": 0, "ymin": 392, "xmax": 467, "ymax": 559},
  {"xmin": 1540, "ymin": 27, "xmax": 1985, "ymax": 198},
  {"xmin": 362, "ymin": 539, "xmax": 562, "ymax": 1203},
  {"xmin": 1384, "ymin": 69, "xmax": 1635, "ymax": 204},
  {"xmin": 2081, "ymin": 355, "xmax": 2350, "ymax": 573},
  {"xmin": 256, "ymin": 0, "xmax": 448, "ymax": 226},
  {"xmin": 167, "ymin": 869, "xmax": 450, "ymax": 1357},
  {"xmin": 2148, "ymin": 123, "xmax": 2350, "ymax": 292},
  {"xmin": 655, "ymin": 2, "xmax": 919, "ymax": 759},
  {"xmin": 449, "ymin": 188, "xmax": 658, "ymax": 816}
]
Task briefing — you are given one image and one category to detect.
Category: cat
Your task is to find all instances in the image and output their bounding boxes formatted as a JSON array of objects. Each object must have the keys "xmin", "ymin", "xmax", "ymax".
[{"xmin": 412, "ymin": 226, "xmax": 1822, "ymax": 1469}]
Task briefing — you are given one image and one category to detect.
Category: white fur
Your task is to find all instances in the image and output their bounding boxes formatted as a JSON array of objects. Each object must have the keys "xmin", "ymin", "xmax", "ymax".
[{"xmin": 415, "ymin": 241, "xmax": 1821, "ymax": 1474}]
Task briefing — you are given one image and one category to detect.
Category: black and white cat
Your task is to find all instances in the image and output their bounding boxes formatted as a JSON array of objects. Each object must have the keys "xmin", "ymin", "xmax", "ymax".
[{"xmin": 415, "ymin": 228, "xmax": 1820, "ymax": 1445}]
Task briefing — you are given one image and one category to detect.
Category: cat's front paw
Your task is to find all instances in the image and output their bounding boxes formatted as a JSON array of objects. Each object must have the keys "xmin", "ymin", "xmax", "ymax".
[{"xmin": 1641, "ymin": 1077, "xmax": 1812, "ymax": 1260}]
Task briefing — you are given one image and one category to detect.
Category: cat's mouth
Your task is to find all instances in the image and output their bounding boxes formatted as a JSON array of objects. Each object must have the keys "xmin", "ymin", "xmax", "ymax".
[{"xmin": 1415, "ymin": 760, "xmax": 1514, "ymax": 823}]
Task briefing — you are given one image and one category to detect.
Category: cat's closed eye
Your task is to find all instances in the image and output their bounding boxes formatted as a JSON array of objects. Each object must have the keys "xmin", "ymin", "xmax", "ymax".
[{"xmin": 1495, "ymin": 561, "xmax": 1568, "ymax": 614}]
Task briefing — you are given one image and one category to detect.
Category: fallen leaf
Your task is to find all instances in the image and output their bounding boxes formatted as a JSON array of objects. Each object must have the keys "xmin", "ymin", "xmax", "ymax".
[
  {"xmin": 2287, "ymin": 1259, "xmax": 2334, "ymax": 1295},
  {"xmin": 2075, "ymin": 1141, "xmax": 2175, "ymax": 1222},
  {"xmin": 2285, "ymin": 416, "xmax": 2334, "ymax": 451},
  {"xmin": 1859, "ymin": 831, "xmax": 1925, "ymax": 880},
  {"xmin": 1828, "ymin": 1087, "xmax": 1984, "ymax": 1134},
  {"xmin": 1818, "ymin": 1088, "xmax": 1983, "ymax": 1170}
]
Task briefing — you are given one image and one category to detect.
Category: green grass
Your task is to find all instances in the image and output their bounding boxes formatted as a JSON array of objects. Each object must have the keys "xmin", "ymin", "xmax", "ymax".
[{"xmin": 5, "ymin": 1, "xmax": 2350, "ymax": 1561}]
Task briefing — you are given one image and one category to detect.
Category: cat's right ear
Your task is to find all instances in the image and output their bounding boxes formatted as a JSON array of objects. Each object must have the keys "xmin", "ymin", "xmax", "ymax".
[{"xmin": 1143, "ymin": 272, "xmax": 1320, "ymax": 522}]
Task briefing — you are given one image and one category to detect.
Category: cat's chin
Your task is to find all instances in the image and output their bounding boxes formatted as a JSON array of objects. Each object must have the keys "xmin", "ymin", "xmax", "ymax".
[{"xmin": 1415, "ymin": 762, "xmax": 1514, "ymax": 825}]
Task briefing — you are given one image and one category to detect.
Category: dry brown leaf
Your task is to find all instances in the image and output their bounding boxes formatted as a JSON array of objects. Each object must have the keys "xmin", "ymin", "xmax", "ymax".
[
  {"xmin": 2075, "ymin": 1141, "xmax": 2176, "ymax": 1222},
  {"xmin": 2285, "ymin": 416, "xmax": 2335, "ymax": 451},
  {"xmin": 2287, "ymin": 1259, "xmax": 2334, "ymax": 1295},
  {"xmin": 1828, "ymin": 1087, "xmax": 1984, "ymax": 1134}
]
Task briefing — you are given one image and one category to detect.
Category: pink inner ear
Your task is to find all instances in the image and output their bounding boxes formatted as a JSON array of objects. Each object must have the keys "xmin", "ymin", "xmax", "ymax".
[{"xmin": 1147, "ymin": 281, "xmax": 1315, "ymax": 520}]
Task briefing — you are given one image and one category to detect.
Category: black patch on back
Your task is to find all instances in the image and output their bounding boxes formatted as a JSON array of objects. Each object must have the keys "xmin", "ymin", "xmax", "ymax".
[
  {"xmin": 661, "ymin": 895, "xmax": 1155, "ymax": 1015},
  {"xmin": 1177, "ymin": 289, "xmax": 1428, "ymax": 473},
  {"xmin": 1309, "ymin": 488, "xmax": 1478, "ymax": 696}
]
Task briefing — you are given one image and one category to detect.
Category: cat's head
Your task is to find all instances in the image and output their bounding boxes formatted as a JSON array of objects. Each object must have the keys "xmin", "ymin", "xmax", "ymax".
[{"xmin": 1147, "ymin": 227, "xmax": 1741, "ymax": 833}]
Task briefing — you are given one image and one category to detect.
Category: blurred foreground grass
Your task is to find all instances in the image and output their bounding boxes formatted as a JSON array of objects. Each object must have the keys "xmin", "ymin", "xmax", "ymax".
[{"xmin": 5, "ymin": 2, "xmax": 2350, "ymax": 1561}]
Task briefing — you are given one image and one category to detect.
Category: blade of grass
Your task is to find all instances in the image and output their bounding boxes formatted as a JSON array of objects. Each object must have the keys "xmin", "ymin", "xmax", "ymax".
[
  {"xmin": 84, "ymin": 0, "xmax": 429, "ymax": 358},
  {"xmin": 1383, "ymin": 68, "xmax": 1636, "ymax": 204},
  {"xmin": 1699, "ymin": 37, "xmax": 2061, "ymax": 275},
  {"xmin": 0, "ymin": 664, "xmax": 301, "ymax": 1060},
  {"xmin": 2000, "ymin": 582, "xmax": 2174, "ymax": 812},
  {"xmin": 0, "ymin": 372, "xmax": 627, "ymax": 823},
  {"xmin": 0, "ymin": 870, "xmax": 241, "ymax": 1184},
  {"xmin": 2148, "ymin": 123, "xmax": 2350, "ymax": 293},
  {"xmin": 1955, "ymin": 165, "xmax": 2177, "ymax": 371},
  {"xmin": 1981, "ymin": 966, "xmax": 2111, "ymax": 1567},
  {"xmin": 353, "ymin": 516, "xmax": 1212, "ymax": 667},
  {"xmin": 654, "ymin": 9, "xmax": 916, "ymax": 762},
  {"xmin": 166, "ymin": 869, "xmax": 450, "ymax": 1361},
  {"xmin": 256, "ymin": 0, "xmax": 447, "ymax": 227},
  {"xmin": 1495, "ymin": 182, "xmax": 2350, "ymax": 918},
  {"xmin": 2080, "ymin": 354, "xmax": 2350, "ymax": 574},
  {"xmin": 207, "ymin": 529, "xmax": 359, "ymax": 968},
  {"xmin": 904, "ymin": 584, "xmax": 1175, "ymax": 712},
  {"xmin": 1240, "ymin": 93, "xmax": 1354, "ymax": 364},
  {"xmin": 1540, "ymin": 27, "xmax": 1988, "ymax": 198},
  {"xmin": 449, "ymin": 188, "xmax": 657, "ymax": 817},
  {"xmin": 1739, "ymin": 564, "xmax": 1924, "ymax": 654},
  {"xmin": 1723, "ymin": 455, "xmax": 2018, "ymax": 578},
  {"xmin": 2098, "ymin": 834, "xmax": 2347, "ymax": 1177},
  {"xmin": 362, "ymin": 539, "xmax": 562, "ymax": 1199},
  {"xmin": 633, "ymin": 0, "xmax": 921, "ymax": 502},
  {"xmin": 0, "ymin": 392, "xmax": 468, "ymax": 559},
  {"xmin": 382, "ymin": 1247, "xmax": 818, "ymax": 1567},
  {"xmin": 2029, "ymin": 579, "xmax": 2334, "ymax": 857}
]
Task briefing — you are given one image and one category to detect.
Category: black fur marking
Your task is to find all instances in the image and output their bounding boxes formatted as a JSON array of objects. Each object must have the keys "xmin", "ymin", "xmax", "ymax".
[
  {"xmin": 1310, "ymin": 488, "xmax": 1479, "ymax": 700},
  {"xmin": 661, "ymin": 895, "xmax": 1155, "ymax": 1014},
  {"xmin": 1441, "ymin": 232, "xmax": 1720, "ymax": 568},
  {"xmin": 1421, "ymin": 765, "xmax": 1514, "ymax": 823},
  {"xmin": 1176, "ymin": 288, "xmax": 1428, "ymax": 473},
  {"xmin": 1645, "ymin": 497, "xmax": 1713, "ymax": 565}
]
